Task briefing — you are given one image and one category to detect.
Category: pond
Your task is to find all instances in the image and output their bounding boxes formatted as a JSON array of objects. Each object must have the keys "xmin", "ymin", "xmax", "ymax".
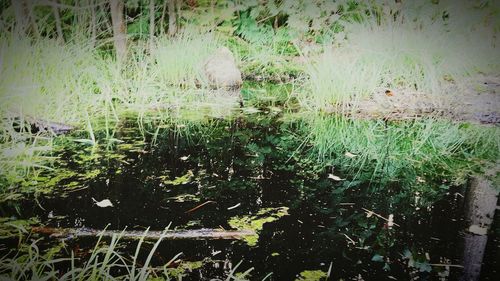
[{"xmin": 1, "ymin": 111, "xmax": 498, "ymax": 281}]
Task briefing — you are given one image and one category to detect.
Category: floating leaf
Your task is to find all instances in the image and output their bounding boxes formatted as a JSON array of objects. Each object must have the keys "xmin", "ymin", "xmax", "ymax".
[
  {"xmin": 468, "ymin": 225, "xmax": 487, "ymax": 235},
  {"xmin": 296, "ymin": 270, "xmax": 328, "ymax": 281},
  {"xmin": 372, "ymin": 254, "xmax": 384, "ymax": 262},
  {"xmin": 92, "ymin": 198, "xmax": 114, "ymax": 208},
  {"xmin": 328, "ymin": 174, "xmax": 344, "ymax": 181},
  {"xmin": 387, "ymin": 214, "xmax": 394, "ymax": 228},
  {"xmin": 227, "ymin": 203, "xmax": 241, "ymax": 210}
]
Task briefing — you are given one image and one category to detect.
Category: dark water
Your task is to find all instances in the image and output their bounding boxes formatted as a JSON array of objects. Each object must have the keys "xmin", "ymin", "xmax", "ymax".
[{"xmin": 1, "ymin": 113, "xmax": 498, "ymax": 280}]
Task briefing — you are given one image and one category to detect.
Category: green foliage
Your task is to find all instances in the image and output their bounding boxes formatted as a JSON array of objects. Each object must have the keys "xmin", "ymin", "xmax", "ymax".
[
  {"xmin": 0, "ymin": 217, "xmax": 38, "ymax": 240},
  {"xmin": 0, "ymin": 228, "xmax": 254, "ymax": 280}
]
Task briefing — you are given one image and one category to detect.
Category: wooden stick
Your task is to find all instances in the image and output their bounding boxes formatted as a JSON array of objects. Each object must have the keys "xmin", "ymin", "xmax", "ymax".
[
  {"xmin": 429, "ymin": 263, "xmax": 464, "ymax": 268},
  {"xmin": 32, "ymin": 226, "xmax": 254, "ymax": 240},
  {"xmin": 185, "ymin": 200, "xmax": 216, "ymax": 214}
]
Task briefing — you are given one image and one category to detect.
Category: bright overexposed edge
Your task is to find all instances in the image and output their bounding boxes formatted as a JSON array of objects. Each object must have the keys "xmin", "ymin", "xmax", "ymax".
[
  {"xmin": 0, "ymin": 29, "xmax": 242, "ymax": 179},
  {"xmin": 300, "ymin": 1, "xmax": 499, "ymax": 111}
]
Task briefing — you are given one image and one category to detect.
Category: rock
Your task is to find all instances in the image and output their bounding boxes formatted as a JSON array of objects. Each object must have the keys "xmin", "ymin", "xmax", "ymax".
[{"xmin": 203, "ymin": 47, "xmax": 242, "ymax": 90}]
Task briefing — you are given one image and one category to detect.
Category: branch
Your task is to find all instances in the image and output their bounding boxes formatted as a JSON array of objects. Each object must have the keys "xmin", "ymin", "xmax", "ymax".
[{"xmin": 32, "ymin": 226, "xmax": 255, "ymax": 240}]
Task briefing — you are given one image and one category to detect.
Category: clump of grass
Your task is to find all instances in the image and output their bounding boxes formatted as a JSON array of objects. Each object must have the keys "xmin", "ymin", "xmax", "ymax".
[
  {"xmin": 229, "ymin": 29, "xmax": 303, "ymax": 82},
  {"xmin": 150, "ymin": 30, "xmax": 220, "ymax": 88},
  {"xmin": 0, "ymin": 35, "xmax": 113, "ymax": 126},
  {"xmin": 299, "ymin": 10, "xmax": 499, "ymax": 110},
  {"xmin": 0, "ymin": 227, "xmax": 254, "ymax": 280},
  {"xmin": 301, "ymin": 115, "xmax": 499, "ymax": 183},
  {"xmin": 0, "ymin": 34, "xmax": 116, "ymax": 176},
  {"xmin": 0, "ymin": 30, "xmax": 241, "ymax": 181},
  {"xmin": 296, "ymin": 4, "xmax": 499, "ymax": 182},
  {"xmin": 1, "ymin": 228, "xmax": 173, "ymax": 280}
]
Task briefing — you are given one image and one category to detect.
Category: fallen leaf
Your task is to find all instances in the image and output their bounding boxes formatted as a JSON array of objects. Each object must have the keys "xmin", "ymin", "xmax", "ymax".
[
  {"xmin": 371, "ymin": 254, "xmax": 384, "ymax": 262},
  {"xmin": 387, "ymin": 214, "xmax": 394, "ymax": 228},
  {"xmin": 227, "ymin": 203, "xmax": 241, "ymax": 210},
  {"xmin": 344, "ymin": 152, "xmax": 357, "ymax": 158},
  {"xmin": 92, "ymin": 198, "xmax": 114, "ymax": 208},
  {"xmin": 468, "ymin": 225, "xmax": 487, "ymax": 235},
  {"xmin": 328, "ymin": 174, "xmax": 344, "ymax": 181}
]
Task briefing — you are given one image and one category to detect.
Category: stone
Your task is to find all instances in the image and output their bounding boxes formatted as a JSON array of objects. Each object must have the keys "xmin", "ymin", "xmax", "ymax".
[{"xmin": 203, "ymin": 47, "xmax": 242, "ymax": 90}]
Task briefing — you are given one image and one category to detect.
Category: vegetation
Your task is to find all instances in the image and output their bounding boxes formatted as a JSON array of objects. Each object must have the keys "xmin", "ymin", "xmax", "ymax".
[
  {"xmin": 0, "ymin": 227, "xmax": 253, "ymax": 281},
  {"xmin": 0, "ymin": 0, "xmax": 499, "ymax": 279}
]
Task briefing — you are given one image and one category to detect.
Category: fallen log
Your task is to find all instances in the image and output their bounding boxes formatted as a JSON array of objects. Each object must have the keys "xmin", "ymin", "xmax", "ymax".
[
  {"xmin": 22, "ymin": 116, "xmax": 75, "ymax": 134},
  {"xmin": 31, "ymin": 226, "xmax": 255, "ymax": 240},
  {"xmin": 6, "ymin": 112, "xmax": 75, "ymax": 134}
]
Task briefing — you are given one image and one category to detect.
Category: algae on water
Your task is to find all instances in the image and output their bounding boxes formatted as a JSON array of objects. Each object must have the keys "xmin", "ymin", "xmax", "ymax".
[
  {"xmin": 228, "ymin": 207, "xmax": 289, "ymax": 246},
  {"xmin": 295, "ymin": 270, "xmax": 328, "ymax": 281}
]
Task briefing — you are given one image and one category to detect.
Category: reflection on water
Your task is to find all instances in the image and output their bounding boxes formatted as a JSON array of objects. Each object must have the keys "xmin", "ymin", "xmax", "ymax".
[{"xmin": 2, "ymin": 112, "xmax": 498, "ymax": 280}]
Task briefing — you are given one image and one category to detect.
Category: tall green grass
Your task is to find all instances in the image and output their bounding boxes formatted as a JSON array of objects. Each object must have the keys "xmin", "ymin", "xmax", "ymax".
[
  {"xmin": 300, "ymin": 114, "xmax": 499, "ymax": 184},
  {"xmin": 295, "ymin": 3, "xmax": 500, "ymax": 182},
  {"xmin": 299, "ymin": 10, "xmax": 499, "ymax": 110},
  {"xmin": 0, "ymin": 36, "xmax": 110, "ymax": 125},
  {"xmin": 151, "ymin": 30, "xmax": 219, "ymax": 88},
  {"xmin": 0, "ymin": 30, "xmax": 240, "ymax": 181},
  {"xmin": 0, "ymin": 35, "xmax": 112, "ymax": 180}
]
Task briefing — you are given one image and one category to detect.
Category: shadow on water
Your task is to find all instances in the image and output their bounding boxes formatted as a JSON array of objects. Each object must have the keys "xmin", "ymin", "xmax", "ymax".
[{"xmin": 1, "ymin": 110, "xmax": 498, "ymax": 280}]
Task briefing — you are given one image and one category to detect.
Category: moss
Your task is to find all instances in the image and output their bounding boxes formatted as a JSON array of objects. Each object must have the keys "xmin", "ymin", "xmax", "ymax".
[
  {"xmin": 160, "ymin": 170, "xmax": 194, "ymax": 186},
  {"xmin": 81, "ymin": 169, "xmax": 101, "ymax": 180},
  {"xmin": 168, "ymin": 194, "xmax": 200, "ymax": 202},
  {"xmin": 228, "ymin": 207, "xmax": 289, "ymax": 246},
  {"xmin": 295, "ymin": 270, "xmax": 328, "ymax": 281}
]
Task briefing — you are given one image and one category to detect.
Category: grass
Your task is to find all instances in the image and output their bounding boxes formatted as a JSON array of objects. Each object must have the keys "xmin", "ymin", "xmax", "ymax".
[
  {"xmin": 0, "ymin": 29, "xmax": 243, "ymax": 180},
  {"xmin": 1, "ymin": 2, "xmax": 498, "ymax": 280},
  {"xmin": 299, "ymin": 11, "xmax": 499, "ymax": 110},
  {"xmin": 2, "ymin": 10, "xmax": 499, "ymax": 188},
  {"xmin": 0, "ymin": 227, "xmax": 254, "ymax": 281},
  {"xmin": 150, "ymin": 29, "xmax": 219, "ymax": 88},
  {"xmin": 299, "ymin": 114, "xmax": 499, "ymax": 185},
  {"xmin": 292, "ymin": 4, "xmax": 499, "ymax": 183}
]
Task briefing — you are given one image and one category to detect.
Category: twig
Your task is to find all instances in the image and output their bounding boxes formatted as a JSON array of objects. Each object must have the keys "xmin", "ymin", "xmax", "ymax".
[
  {"xmin": 32, "ymin": 226, "xmax": 254, "ymax": 240},
  {"xmin": 429, "ymin": 263, "xmax": 464, "ymax": 268},
  {"xmin": 343, "ymin": 233, "xmax": 356, "ymax": 245},
  {"xmin": 185, "ymin": 201, "xmax": 216, "ymax": 214},
  {"xmin": 361, "ymin": 207, "xmax": 400, "ymax": 227}
]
